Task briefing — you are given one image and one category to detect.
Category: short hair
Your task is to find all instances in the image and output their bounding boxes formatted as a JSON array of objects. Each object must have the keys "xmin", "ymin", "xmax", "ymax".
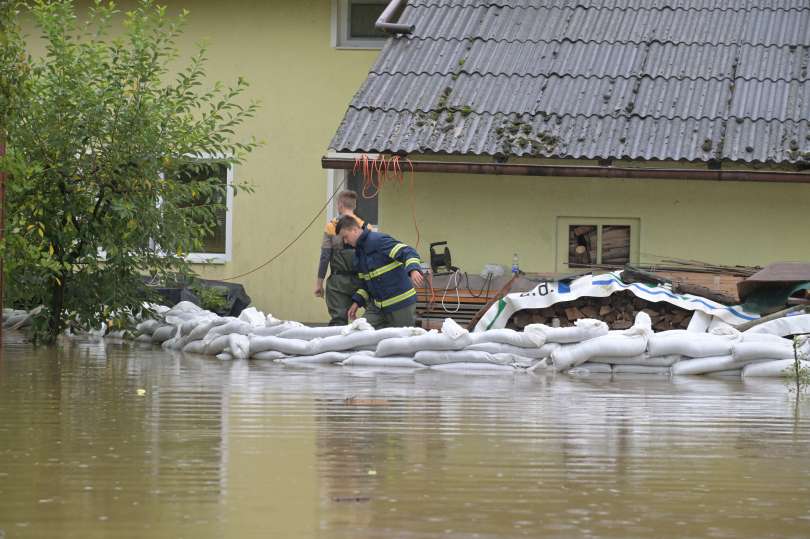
[
  {"xmin": 337, "ymin": 190, "xmax": 357, "ymax": 211},
  {"xmin": 335, "ymin": 214, "xmax": 360, "ymax": 235}
]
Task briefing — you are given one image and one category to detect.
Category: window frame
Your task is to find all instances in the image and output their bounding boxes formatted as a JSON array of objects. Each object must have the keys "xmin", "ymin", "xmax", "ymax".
[
  {"xmin": 331, "ymin": 0, "xmax": 389, "ymax": 50},
  {"xmin": 326, "ymin": 152, "xmax": 380, "ymax": 227},
  {"xmin": 556, "ymin": 217, "xmax": 640, "ymax": 272},
  {"xmin": 176, "ymin": 154, "xmax": 234, "ymax": 265}
]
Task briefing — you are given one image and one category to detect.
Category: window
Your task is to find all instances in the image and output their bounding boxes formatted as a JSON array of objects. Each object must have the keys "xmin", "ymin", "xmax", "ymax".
[
  {"xmin": 332, "ymin": 0, "xmax": 388, "ymax": 49},
  {"xmin": 556, "ymin": 217, "xmax": 639, "ymax": 271},
  {"xmin": 176, "ymin": 159, "xmax": 233, "ymax": 264}
]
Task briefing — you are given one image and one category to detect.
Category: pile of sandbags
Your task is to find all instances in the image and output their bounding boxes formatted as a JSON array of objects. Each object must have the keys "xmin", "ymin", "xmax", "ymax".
[{"xmin": 127, "ymin": 301, "xmax": 808, "ymax": 379}]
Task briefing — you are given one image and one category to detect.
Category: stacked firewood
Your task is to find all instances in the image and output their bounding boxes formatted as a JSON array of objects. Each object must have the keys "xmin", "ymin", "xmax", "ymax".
[{"xmin": 508, "ymin": 290, "xmax": 693, "ymax": 332}]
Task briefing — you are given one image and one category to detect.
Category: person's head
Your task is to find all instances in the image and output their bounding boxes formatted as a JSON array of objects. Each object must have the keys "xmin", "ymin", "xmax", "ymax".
[
  {"xmin": 335, "ymin": 214, "xmax": 363, "ymax": 246},
  {"xmin": 336, "ymin": 190, "xmax": 357, "ymax": 215}
]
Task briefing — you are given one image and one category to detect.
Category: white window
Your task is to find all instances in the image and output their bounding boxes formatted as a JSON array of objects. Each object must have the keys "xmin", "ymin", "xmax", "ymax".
[
  {"xmin": 176, "ymin": 158, "xmax": 234, "ymax": 264},
  {"xmin": 332, "ymin": 0, "xmax": 388, "ymax": 49},
  {"xmin": 326, "ymin": 153, "xmax": 379, "ymax": 226}
]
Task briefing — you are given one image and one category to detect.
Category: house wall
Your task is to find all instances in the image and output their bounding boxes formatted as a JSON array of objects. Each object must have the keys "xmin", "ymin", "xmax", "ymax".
[{"xmin": 377, "ymin": 171, "xmax": 810, "ymax": 277}]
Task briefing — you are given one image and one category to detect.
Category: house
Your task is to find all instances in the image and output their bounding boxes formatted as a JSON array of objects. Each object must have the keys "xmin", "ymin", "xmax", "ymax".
[{"xmin": 323, "ymin": 0, "xmax": 810, "ymax": 307}]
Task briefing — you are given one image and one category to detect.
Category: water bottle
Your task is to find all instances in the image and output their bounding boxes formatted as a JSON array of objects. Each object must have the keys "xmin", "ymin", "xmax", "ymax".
[{"xmin": 511, "ymin": 253, "xmax": 520, "ymax": 275}]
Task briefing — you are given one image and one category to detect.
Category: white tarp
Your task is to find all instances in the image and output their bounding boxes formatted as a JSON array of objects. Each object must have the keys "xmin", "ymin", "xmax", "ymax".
[{"xmin": 474, "ymin": 271, "xmax": 759, "ymax": 331}]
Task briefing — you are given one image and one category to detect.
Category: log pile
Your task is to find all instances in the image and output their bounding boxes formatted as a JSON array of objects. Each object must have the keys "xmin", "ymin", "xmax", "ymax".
[{"xmin": 508, "ymin": 290, "xmax": 694, "ymax": 332}]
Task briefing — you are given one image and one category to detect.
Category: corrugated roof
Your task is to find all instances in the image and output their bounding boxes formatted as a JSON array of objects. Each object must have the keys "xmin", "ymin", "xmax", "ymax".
[{"xmin": 329, "ymin": 0, "xmax": 810, "ymax": 164}]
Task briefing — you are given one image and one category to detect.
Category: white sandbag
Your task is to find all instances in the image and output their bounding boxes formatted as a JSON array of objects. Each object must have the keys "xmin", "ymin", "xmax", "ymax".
[
  {"xmin": 205, "ymin": 334, "xmax": 232, "ymax": 355},
  {"xmin": 465, "ymin": 342, "xmax": 560, "ymax": 359},
  {"xmin": 278, "ymin": 326, "xmax": 346, "ymax": 340},
  {"xmin": 342, "ymin": 317, "xmax": 374, "ymax": 334},
  {"xmin": 134, "ymin": 333, "xmax": 153, "ymax": 343},
  {"xmin": 612, "ymin": 364, "xmax": 671, "ymax": 375},
  {"xmin": 743, "ymin": 359, "xmax": 810, "ymax": 377},
  {"xmin": 686, "ymin": 310, "xmax": 712, "ymax": 333},
  {"xmin": 251, "ymin": 323, "xmax": 301, "ymax": 337},
  {"xmin": 744, "ymin": 314, "xmax": 810, "ymax": 338},
  {"xmin": 278, "ymin": 352, "xmax": 350, "ymax": 365},
  {"xmin": 229, "ymin": 333, "xmax": 251, "ymax": 360},
  {"xmin": 186, "ymin": 318, "xmax": 226, "ymax": 342},
  {"xmin": 238, "ymin": 307, "xmax": 266, "ymax": 327},
  {"xmin": 732, "ymin": 340, "xmax": 796, "ymax": 362},
  {"xmin": 248, "ymin": 335, "xmax": 311, "ymax": 356},
  {"xmin": 182, "ymin": 340, "xmax": 207, "ymax": 354},
  {"xmin": 135, "ymin": 319, "xmax": 160, "ymax": 335},
  {"xmin": 341, "ymin": 355, "xmax": 424, "ymax": 368},
  {"xmin": 251, "ymin": 350, "xmax": 287, "ymax": 361},
  {"xmin": 647, "ymin": 330, "xmax": 738, "ymax": 358},
  {"xmin": 413, "ymin": 350, "xmax": 513, "ymax": 366},
  {"xmin": 170, "ymin": 300, "xmax": 204, "ymax": 313},
  {"xmin": 494, "ymin": 354, "xmax": 543, "ymax": 368},
  {"xmin": 310, "ymin": 327, "xmax": 425, "ymax": 355},
  {"xmin": 569, "ymin": 362, "xmax": 613, "ymax": 375},
  {"xmin": 671, "ymin": 355, "xmax": 742, "ymax": 375},
  {"xmin": 550, "ymin": 324, "xmax": 649, "ymax": 372},
  {"xmin": 469, "ymin": 327, "xmax": 546, "ymax": 348},
  {"xmin": 441, "ymin": 318, "xmax": 469, "ymax": 339},
  {"xmin": 525, "ymin": 318, "xmax": 609, "ymax": 344},
  {"xmin": 527, "ymin": 358, "xmax": 551, "ymax": 372},
  {"xmin": 430, "ymin": 362, "xmax": 517, "ymax": 372},
  {"xmin": 589, "ymin": 353, "xmax": 681, "ymax": 367},
  {"xmin": 205, "ymin": 320, "xmax": 253, "ymax": 338},
  {"xmin": 151, "ymin": 324, "xmax": 177, "ymax": 343},
  {"xmin": 160, "ymin": 327, "xmax": 184, "ymax": 350},
  {"xmin": 217, "ymin": 352, "xmax": 234, "ymax": 361},
  {"xmin": 375, "ymin": 331, "xmax": 473, "ymax": 357}
]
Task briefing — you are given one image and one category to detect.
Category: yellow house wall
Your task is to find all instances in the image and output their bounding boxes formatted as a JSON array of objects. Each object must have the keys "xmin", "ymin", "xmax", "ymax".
[{"xmin": 377, "ymin": 172, "xmax": 810, "ymax": 276}]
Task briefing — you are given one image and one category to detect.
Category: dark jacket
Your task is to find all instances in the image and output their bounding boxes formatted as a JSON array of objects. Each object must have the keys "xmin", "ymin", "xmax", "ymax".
[{"xmin": 351, "ymin": 229, "xmax": 423, "ymax": 312}]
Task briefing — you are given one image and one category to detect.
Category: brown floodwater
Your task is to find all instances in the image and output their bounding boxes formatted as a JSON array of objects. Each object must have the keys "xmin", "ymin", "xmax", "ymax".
[{"xmin": 1, "ymin": 332, "xmax": 809, "ymax": 539}]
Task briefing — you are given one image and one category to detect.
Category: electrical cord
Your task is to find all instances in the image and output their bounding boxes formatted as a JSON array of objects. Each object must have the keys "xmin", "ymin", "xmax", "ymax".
[{"xmin": 219, "ymin": 179, "xmax": 345, "ymax": 281}]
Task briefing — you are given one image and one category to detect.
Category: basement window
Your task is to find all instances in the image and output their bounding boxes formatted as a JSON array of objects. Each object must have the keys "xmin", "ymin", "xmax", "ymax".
[
  {"xmin": 332, "ymin": 0, "xmax": 388, "ymax": 49},
  {"xmin": 557, "ymin": 218, "xmax": 639, "ymax": 271}
]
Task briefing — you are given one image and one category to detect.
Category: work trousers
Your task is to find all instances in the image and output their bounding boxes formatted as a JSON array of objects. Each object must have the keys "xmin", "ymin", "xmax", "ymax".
[
  {"xmin": 325, "ymin": 274, "xmax": 360, "ymax": 326},
  {"xmin": 363, "ymin": 302, "xmax": 417, "ymax": 330}
]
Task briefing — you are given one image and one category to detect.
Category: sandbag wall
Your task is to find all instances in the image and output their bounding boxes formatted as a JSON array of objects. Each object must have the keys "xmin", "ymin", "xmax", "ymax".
[{"xmin": 130, "ymin": 301, "xmax": 810, "ymax": 378}]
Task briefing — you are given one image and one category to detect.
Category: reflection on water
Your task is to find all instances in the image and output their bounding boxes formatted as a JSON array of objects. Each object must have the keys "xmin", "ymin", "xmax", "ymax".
[{"xmin": 1, "ymin": 333, "xmax": 809, "ymax": 539}]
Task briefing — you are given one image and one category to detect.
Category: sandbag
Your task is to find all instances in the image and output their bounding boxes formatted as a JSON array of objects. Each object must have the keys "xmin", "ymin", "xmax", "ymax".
[
  {"xmin": 732, "ymin": 340, "xmax": 795, "ymax": 362},
  {"xmin": 182, "ymin": 340, "xmax": 207, "ymax": 354},
  {"xmin": 229, "ymin": 334, "xmax": 251, "ymax": 360},
  {"xmin": 278, "ymin": 326, "xmax": 346, "ymax": 340},
  {"xmin": 251, "ymin": 350, "xmax": 286, "ymax": 361},
  {"xmin": 414, "ymin": 350, "xmax": 513, "ymax": 366},
  {"xmin": 251, "ymin": 323, "xmax": 300, "ymax": 337},
  {"xmin": 135, "ymin": 319, "xmax": 160, "ymax": 335},
  {"xmin": 134, "ymin": 333, "xmax": 153, "ymax": 343},
  {"xmin": 186, "ymin": 318, "xmax": 226, "ymax": 342},
  {"xmin": 647, "ymin": 330, "xmax": 738, "ymax": 358},
  {"xmin": 278, "ymin": 352, "xmax": 350, "ymax": 365},
  {"xmin": 205, "ymin": 320, "xmax": 253, "ymax": 338},
  {"xmin": 341, "ymin": 355, "xmax": 424, "ymax": 368},
  {"xmin": 705, "ymin": 369, "xmax": 743, "ymax": 377},
  {"xmin": 569, "ymin": 362, "xmax": 613, "ymax": 374},
  {"xmin": 376, "ymin": 331, "xmax": 473, "ymax": 357},
  {"xmin": 248, "ymin": 335, "xmax": 311, "ymax": 356},
  {"xmin": 238, "ymin": 307, "xmax": 266, "ymax": 327},
  {"xmin": 612, "ymin": 364, "xmax": 671, "ymax": 375},
  {"xmin": 430, "ymin": 362, "xmax": 517, "ymax": 372},
  {"xmin": 205, "ymin": 334, "xmax": 232, "ymax": 355},
  {"xmin": 671, "ymin": 355, "xmax": 744, "ymax": 375},
  {"xmin": 743, "ymin": 359, "xmax": 810, "ymax": 378},
  {"xmin": 217, "ymin": 352, "xmax": 234, "ymax": 361},
  {"xmin": 744, "ymin": 314, "xmax": 810, "ymax": 338},
  {"xmin": 469, "ymin": 327, "xmax": 546, "ymax": 348},
  {"xmin": 309, "ymin": 327, "xmax": 424, "ymax": 355},
  {"xmin": 168, "ymin": 300, "xmax": 204, "ymax": 314},
  {"xmin": 526, "ymin": 318, "xmax": 609, "ymax": 344},
  {"xmin": 551, "ymin": 323, "xmax": 649, "ymax": 372},
  {"xmin": 151, "ymin": 324, "xmax": 177, "ymax": 344},
  {"xmin": 465, "ymin": 342, "xmax": 560, "ymax": 359},
  {"xmin": 589, "ymin": 353, "xmax": 682, "ymax": 367}
]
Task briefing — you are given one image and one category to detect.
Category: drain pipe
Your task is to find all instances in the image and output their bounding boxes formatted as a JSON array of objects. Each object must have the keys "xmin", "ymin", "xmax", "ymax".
[{"xmin": 375, "ymin": 0, "xmax": 414, "ymax": 34}]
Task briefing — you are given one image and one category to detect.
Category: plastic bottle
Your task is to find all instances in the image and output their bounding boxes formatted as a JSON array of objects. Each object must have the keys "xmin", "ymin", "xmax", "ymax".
[{"xmin": 511, "ymin": 253, "xmax": 520, "ymax": 275}]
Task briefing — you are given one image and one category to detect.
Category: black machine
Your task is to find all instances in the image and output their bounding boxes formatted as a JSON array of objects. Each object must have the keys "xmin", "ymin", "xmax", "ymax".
[{"xmin": 429, "ymin": 241, "xmax": 458, "ymax": 275}]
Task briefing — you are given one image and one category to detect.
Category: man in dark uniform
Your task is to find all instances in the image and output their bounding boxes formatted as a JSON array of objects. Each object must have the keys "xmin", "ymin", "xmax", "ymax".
[
  {"xmin": 335, "ymin": 215, "xmax": 424, "ymax": 329},
  {"xmin": 315, "ymin": 191, "xmax": 368, "ymax": 325}
]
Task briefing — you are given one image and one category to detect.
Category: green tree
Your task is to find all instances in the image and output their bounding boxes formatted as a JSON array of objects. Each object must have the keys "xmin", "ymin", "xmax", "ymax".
[{"xmin": 2, "ymin": 0, "xmax": 258, "ymax": 342}]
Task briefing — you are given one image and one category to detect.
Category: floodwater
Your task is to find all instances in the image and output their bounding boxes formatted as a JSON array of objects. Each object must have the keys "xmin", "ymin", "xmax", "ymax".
[{"xmin": 1, "ymin": 334, "xmax": 809, "ymax": 539}]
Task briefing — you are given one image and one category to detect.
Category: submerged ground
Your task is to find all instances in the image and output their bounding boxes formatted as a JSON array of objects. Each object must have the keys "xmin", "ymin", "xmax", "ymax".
[{"xmin": 1, "ymin": 334, "xmax": 809, "ymax": 539}]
